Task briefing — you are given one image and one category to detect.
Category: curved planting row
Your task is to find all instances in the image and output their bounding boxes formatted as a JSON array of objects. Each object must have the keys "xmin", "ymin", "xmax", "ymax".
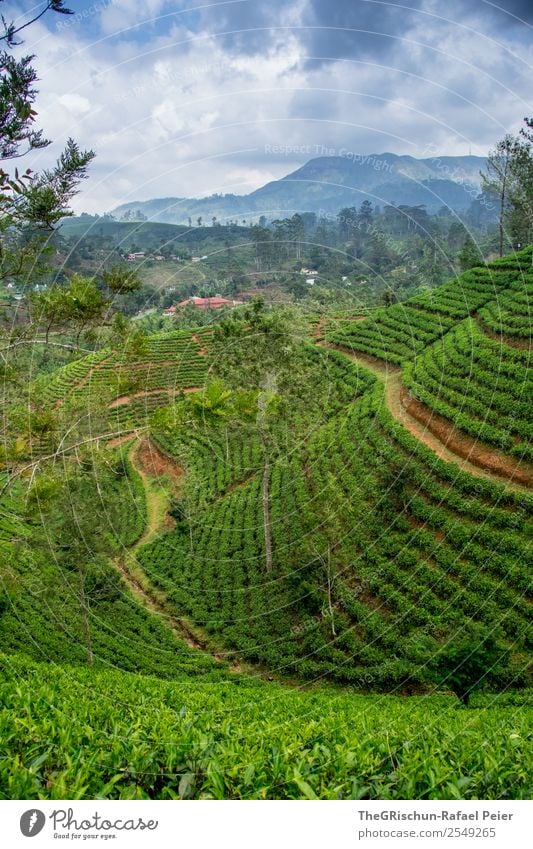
[
  {"xmin": 33, "ymin": 329, "xmax": 212, "ymax": 444},
  {"xmin": 325, "ymin": 303, "xmax": 455, "ymax": 364},
  {"xmin": 403, "ymin": 318, "xmax": 533, "ymax": 461},
  {"xmin": 478, "ymin": 273, "xmax": 532, "ymax": 341},
  {"xmin": 410, "ymin": 266, "xmax": 526, "ymax": 318},
  {"xmin": 153, "ymin": 424, "xmax": 264, "ymax": 508},
  {"xmin": 137, "ymin": 346, "xmax": 531, "ymax": 686},
  {"xmin": 326, "ymin": 249, "xmax": 533, "ymax": 365},
  {"xmin": 35, "ymin": 350, "xmax": 110, "ymax": 406}
]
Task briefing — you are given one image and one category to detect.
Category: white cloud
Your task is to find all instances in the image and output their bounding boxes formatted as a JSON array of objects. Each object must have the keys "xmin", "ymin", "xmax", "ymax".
[
  {"xmin": 17, "ymin": 2, "xmax": 533, "ymax": 213},
  {"xmin": 58, "ymin": 93, "xmax": 92, "ymax": 115}
]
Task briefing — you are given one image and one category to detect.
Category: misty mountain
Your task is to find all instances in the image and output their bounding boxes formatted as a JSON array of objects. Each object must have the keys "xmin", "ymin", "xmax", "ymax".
[{"xmin": 111, "ymin": 152, "xmax": 486, "ymax": 223}]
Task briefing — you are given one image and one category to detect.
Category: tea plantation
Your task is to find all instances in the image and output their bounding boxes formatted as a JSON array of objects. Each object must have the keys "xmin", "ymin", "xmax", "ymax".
[
  {"xmin": 1, "ymin": 248, "xmax": 532, "ymax": 799},
  {"xmin": 0, "ymin": 653, "xmax": 530, "ymax": 800}
]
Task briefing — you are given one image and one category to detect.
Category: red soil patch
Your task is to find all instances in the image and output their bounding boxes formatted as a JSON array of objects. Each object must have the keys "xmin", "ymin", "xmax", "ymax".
[
  {"xmin": 109, "ymin": 386, "xmax": 200, "ymax": 408},
  {"xmin": 136, "ymin": 438, "xmax": 184, "ymax": 480}
]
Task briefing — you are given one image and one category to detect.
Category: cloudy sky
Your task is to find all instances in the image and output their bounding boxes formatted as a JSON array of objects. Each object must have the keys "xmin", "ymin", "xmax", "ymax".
[{"xmin": 15, "ymin": 0, "xmax": 533, "ymax": 212}]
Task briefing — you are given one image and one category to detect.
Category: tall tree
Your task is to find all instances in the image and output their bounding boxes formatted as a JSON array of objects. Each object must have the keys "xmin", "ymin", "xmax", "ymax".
[
  {"xmin": 457, "ymin": 235, "xmax": 483, "ymax": 271},
  {"xmin": 508, "ymin": 140, "xmax": 533, "ymax": 249},
  {"xmin": 481, "ymin": 135, "xmax": 522, "ymax": 256},
  {"xmin": 214, "ymin": 300, "xmax": 307, "ymax": 573}
]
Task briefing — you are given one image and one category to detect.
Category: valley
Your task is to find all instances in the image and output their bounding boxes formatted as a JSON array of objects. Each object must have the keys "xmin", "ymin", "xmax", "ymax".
[{"xmin": 1, "ymin": 248, "xmax": 531, "ymax": 799}]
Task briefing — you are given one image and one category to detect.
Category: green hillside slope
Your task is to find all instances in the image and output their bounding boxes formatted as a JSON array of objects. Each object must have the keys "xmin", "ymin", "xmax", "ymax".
[
  {"xmin": 326, "ymin": 249, "xmax": 533, "ymax": 362},
  {"xmin": 1, "ymin": 248, "xmax": 532, "ymax": 801}
]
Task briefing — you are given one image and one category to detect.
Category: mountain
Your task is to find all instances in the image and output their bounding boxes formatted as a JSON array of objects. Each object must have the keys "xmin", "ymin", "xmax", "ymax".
[{"xmin": 111, "ymin": 153, "xmax": 487, "ymax": 223}]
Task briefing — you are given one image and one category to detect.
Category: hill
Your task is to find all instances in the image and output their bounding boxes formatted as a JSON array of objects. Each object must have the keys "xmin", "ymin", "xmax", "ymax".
[
  {"xmin": 10, "ymin": 250, "xmax": 532, "ymax": 680},
  {"xmin": 1, "ymin": 248, "xmax": 531, "ymax": 799},
  {"xmin": 110, "ymin": 153, "xmax": 487, "ymax": 223}
]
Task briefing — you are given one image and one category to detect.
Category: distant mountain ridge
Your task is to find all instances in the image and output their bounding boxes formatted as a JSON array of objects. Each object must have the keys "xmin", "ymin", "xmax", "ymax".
[{"xmin": 111, "ymin": 152, "xmax": 487, "ymax": 223}]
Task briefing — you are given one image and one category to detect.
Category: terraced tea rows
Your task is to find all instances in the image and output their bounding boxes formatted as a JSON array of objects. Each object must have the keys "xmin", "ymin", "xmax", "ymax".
[
  {"xmin": 403, "ymin": 318, "xmax": 533, "ymax": 461},
  {"xmin": 0, "ymin": 451, "xmax": 222, "ymax": 681},
  {"xmin": 136, "ymin": 342, "xmax": 531, "ymax": 685},
  {"xmin": 326, "ymin": 250, "xmax": 533, "ymax": 363},
  {"xmin": 33, "ymin": 329, "xmax": 212, "ymax": 438},
  {"xmin": 34, "ymin": 350, "xmax": 111, "ymax": 406},
  {"xmin": 478, "ymin": 277, "xmax": 532, "ymax": 341},
  {"xmin": 325, "ymin": 302, "xmax": 455, "ymax": 363}
]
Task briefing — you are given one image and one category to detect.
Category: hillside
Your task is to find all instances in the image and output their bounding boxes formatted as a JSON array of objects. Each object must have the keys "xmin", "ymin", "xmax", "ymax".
[
  {"xmin": 110, "ymin": 153, "xmax": 487, "ymax": 223},
  {"xmin": 9, "ymin": 249, "xmax": 531, "ymax": 672},
  {"xmin": 1, "ymin": 247, "xmax": 531, "ymax": 800}
]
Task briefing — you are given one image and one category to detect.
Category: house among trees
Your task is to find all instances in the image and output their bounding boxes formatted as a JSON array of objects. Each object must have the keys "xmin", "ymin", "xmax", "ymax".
[{"xmin": 165, "ymin": 296, "xmax": 244, "ymax": 313}]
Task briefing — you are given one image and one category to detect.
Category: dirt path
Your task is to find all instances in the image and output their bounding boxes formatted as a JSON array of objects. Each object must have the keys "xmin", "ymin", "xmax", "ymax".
[
  {"xmin": 313, "ymin": 317, "xmax": 325, "ymax": 340},
  {"xmin": 106, "ymin": 431, "xmax": 139, "ymax": 448},
  {"xmin": 321, "ymin": 342, "xmax": 532, "ymax": 491},
  {"xmin": 112, "ymin": 438, "xmax": 241, "ymax": 668},
  {"xmin": 191, "ymin": 333, "xmax": 208, "ymax": 356},
  {"xmin": 475, "ymin": 317, "xmax": 532, "ymax": 352}
]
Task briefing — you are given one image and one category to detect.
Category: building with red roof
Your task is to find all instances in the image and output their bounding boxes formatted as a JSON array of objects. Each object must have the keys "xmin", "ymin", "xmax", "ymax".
[{"xmin": 167, "ymin": 296, "xmax": 243, "ymax": 312}]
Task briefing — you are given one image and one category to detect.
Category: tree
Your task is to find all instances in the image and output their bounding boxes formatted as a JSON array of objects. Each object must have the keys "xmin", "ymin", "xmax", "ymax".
[
  {"xmin": 305, "ymin": 472, "xmax": 350, "ymax": 637},
  {"xmin": 337, "ymin": 206, "xmax": 358, "ymax": 241},
  {"xmin": 520, "ymin": 116, "xmax": 533, "ymax": 144},
  {"xmin": 0, "ymin": 1, "xmax": 73, "ymax": 47},
  {"xmin": 11, "ymin": 138, "xmax": 94, "ymax": 229},
  {"xmin": 481, "ymin": 135, "xmax": 522, "ymax": 256},
  {"xmin": 29, "ymin": 284, "xmax": 69, "ymax": 343},
  {"xmin": 102, "ymin": 265, "xmax": 141, "ymax": 295},
  {"xmin": 250, "ymin": 224, "xmax": 273, "ymax": 271},
  {"xmin": 52, "ymin": 274, "xmax": 108, "ymax": 345},
  {"xmin": 0, "ymin": 2, "xmax": 94, "ymax": 319},
  {"xmin": 288, "ymin": 213, "xmax": 305, "ymax": 260},
  {"xmin": 458, "ymin": 235, "xmax": 483, "ymax": 271},
  {"xmin": 29, "ymin": 267, "xmax": 143, "ymax": 348},
  {"xmin": 382, "ymin": 288, "xmax": 396, "ymax": 307},
  {"xmin": 358, "ymin": 200, "xmax": 373, "ymax": 232},
  {"xmin": 214, "ymin": 300, "xmax": 307, "ymax": 573},
  {"xmin": 430, "ymin": 627, "xmax": 511, "ymax": 706},
  {"xmin": 508, "ymin": 140, "xmax": 533, "ymax": 248}
]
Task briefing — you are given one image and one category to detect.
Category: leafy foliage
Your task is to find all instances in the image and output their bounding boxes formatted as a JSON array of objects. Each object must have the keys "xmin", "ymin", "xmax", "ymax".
[{"xmin": 0, "ymin": 653, "xmax": 531, "ymax": 799}]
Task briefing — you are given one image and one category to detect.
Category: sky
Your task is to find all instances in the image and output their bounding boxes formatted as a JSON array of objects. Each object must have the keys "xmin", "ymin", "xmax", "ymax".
[{"xmin": 12, "ymin": 0, "xmax": 533, "ymax": 213}]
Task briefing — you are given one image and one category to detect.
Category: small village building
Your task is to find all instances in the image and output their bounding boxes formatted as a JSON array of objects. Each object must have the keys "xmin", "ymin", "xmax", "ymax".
[{"xmin": 165, "ymin": 296, "xmax": 243, "ymax": 313}]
